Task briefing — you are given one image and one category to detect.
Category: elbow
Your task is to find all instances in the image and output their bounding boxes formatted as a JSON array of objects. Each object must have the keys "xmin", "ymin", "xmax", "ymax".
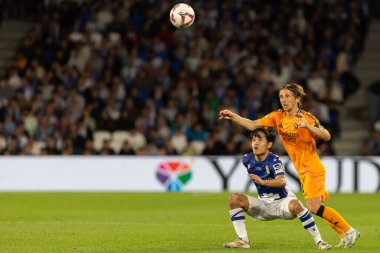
[
  {"xmin": 249, "ymin": 120, "xmax": 260, "ymax": 131},
  {"xmin": 320, "ymin": 129, "xmax": 331, "ymax": 141}
]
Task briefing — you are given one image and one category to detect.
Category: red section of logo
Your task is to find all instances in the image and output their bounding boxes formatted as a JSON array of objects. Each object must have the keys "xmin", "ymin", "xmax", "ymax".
[{"xmin": 156, "ymin": 161, "xmax": 192, "ymax": 191}]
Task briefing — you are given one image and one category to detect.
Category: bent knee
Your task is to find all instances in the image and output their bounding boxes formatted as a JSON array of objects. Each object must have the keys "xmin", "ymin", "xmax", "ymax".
[
  {"xmin": 228, "ymin": 193, "xmax": 243, "ymax": 205},
  {"xmin": 289, "ymin": 200, "xmax": 304, "ymax": 215},
  {"xmin": 228, "ymin": 193, "xmax": 248, "ymax": 208}
]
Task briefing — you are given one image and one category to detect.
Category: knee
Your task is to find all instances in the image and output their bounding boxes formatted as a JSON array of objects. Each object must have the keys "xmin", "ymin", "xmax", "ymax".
[
  {"xmin": 228, "ymin": 193, "xmax": 246, "ymax": 208},
  {"xmin": 306, "ymin": 202, "xmax": 321, "ymax": 215},
  {"xmin": 289, "ymin": 200, "xmax": 304, "ymax": 215}
]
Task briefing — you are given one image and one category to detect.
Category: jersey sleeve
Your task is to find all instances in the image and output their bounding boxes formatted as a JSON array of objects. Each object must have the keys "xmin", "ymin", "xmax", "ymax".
[
  {"xmin": 270, "ymin": 158, "xmax": 285, "ymax": 177},
  {"xmin": 242, "ymin": 153, "xmax": 250, "ymax": 168},
  {"xmin": 304, "ymin": 111, "xmax": 321, "ymax": 128},
  {"xmin": 257, "ymin": 111, "xmax": 278, "ymax": 127}
]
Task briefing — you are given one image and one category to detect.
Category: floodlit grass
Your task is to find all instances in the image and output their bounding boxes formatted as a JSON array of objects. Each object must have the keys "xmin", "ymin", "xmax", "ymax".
[{"xmin": 0, "ymin": 192, "xmax": 378, "ymax": 252}]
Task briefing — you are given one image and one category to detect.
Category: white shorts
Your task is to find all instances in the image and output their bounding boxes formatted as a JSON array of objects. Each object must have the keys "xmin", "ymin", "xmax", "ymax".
[{"xmin": 245, "ymin": 194, "xmax": 298, "ymax": 221}]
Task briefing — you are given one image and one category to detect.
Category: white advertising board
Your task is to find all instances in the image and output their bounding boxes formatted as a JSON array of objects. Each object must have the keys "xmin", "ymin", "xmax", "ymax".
[{"xmin": 0, "ymin": 156, "xmax": 378, "ymax": 193}]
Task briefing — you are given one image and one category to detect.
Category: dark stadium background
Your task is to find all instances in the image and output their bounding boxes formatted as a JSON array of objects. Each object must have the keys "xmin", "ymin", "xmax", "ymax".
[
  {"xmin": 0, "ymin": 1, "xmax": 379, "ymax": 253},
  {"xmin": 0, "ymin": 0, "xmax": 379, "ymax": 157}
]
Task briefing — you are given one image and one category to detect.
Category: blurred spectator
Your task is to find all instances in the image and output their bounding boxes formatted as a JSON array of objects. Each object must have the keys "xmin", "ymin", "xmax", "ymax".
[
  {"xmin": 307, "ymin": 70, "xmax": 327, "ymax": 101},
  {"xmin": 128, "ymin": 128, "xmax": 146, "ymax": 152},
  {"xmin": 171, "ymin": 128, "xmax": 188, "ymax": 154},
  {"xmin": 368, "ymin": 81, "xmax": 380, "ymax": 125},
  {"xmin": 202, "ymin": 137, "xmax": 219, "ymax": 156},
  {"xmin": 0, "ymin": 0, "xmax": 374, "ymax": 156},
  {"xmin": 99, "ymin": 139, "xmax": 115, "ymax": 155},
  {"xmin": 159, "ymin": 138, "xmax": 178, "ymax": 155},
  {"xmin": 362, "ymin": 130, "xmax": 380, "ymax": 156},
  {"xmin": 325, "ymin": 71, "xmax": 344, "ymax": 105},
  {"xmin": 45, "ymin": 138, "xmax": 60, "ymax": 155},
  {"xmin": 3, "ymin": 114, "xmax": 16, "ymax": 136},
  {"xmin": 0, "ymin": 0, "xmax": 4, "ymax": 27},
  {"xmin": 119, "ymin": 141, "xmax": 135, "ymax": 155},
  {"xmin": 318, "ymin": 142, "xmax": 336, "ymax": 156},
  {"xmin": 186, "ymin": 122, "xmax": 206, "ymax": 142},
  {"xmin": 305, "ymin": 94, "xmax": 330, "ymax": 126},
  {"xmin": 83, "ymin": 138, "xmax": 97, "ymax": 155}
]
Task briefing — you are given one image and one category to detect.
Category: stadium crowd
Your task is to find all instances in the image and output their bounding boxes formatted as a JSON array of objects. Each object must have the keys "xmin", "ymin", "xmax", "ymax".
[
  {"xmin": 362, "ymin": 82, "xmax": 380, "ymax": 155},
  {"xmin": 0, "ymin": 0, "xmax": 373, "ymax": 155}
]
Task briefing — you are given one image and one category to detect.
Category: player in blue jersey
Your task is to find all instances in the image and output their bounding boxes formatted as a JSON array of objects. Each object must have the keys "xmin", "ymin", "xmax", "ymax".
[{"xmin": 223, "ymin": 128, "xmax": 332, "ymax": 250}]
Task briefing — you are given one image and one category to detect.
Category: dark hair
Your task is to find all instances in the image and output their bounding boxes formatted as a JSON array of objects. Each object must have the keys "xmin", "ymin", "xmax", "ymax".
[
  {"xmin": 280, "ymin": 83, "xmax": 307, "ymax": 108},
  {"xmin": 250, "ymin": 128, "xmax": 276, "ymax": 144}
]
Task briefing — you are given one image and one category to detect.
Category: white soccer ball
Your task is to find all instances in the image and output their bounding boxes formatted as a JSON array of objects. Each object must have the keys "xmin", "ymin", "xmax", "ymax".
[{"xmin": 169, "ymin": 3, "xmax": 195, "ymax": 29}]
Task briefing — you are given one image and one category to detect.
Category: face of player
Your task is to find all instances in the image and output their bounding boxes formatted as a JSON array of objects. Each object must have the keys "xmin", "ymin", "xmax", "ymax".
[
  {"xmin": 279, "ymin": 88, "xmax": 300, "ymax": 113},
  {"xmin": 251, "ymin": 131, "xmax": 272, "ymax": 160}
]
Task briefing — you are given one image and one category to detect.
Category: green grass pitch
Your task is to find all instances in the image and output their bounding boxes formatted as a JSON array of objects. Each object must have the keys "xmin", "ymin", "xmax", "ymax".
[{"xmin": 0, "ymin": 192, "xmax": 378, "ymax": 252}]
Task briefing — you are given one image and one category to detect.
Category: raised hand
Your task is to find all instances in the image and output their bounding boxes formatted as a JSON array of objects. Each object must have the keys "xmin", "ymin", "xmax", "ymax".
[
  {"xmin": 296, "ymin": 113, "xmax": 309, "ymax": 128},
  {"xmin": 219, "ymin": 109, "xmax": 234, "ymax": 119}
]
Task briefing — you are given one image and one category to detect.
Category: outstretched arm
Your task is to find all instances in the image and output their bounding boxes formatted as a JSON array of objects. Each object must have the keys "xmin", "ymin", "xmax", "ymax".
[{"xmin": 219, "ymin": 109, "xmax": 262, "ymax": 131}]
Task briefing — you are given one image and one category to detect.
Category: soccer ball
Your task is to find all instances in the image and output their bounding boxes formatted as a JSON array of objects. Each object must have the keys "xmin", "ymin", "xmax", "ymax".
[{"xmin": 170, "ymin": 3, "xmax": 195, "ymax": 29}]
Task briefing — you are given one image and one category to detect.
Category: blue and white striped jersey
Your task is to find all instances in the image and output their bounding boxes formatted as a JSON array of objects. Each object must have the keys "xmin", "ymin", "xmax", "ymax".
[{"xmin": 242, "ymin": 152, "xmax": 290, "ymax": 202}]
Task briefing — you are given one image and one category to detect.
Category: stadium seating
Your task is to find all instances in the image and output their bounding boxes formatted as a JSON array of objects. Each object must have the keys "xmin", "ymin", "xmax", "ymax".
[
  {"xmin": 31, "ymin": 141, "xmax": 46, "ymax": 155},
  {"xmin": 189, "ymin": 140, "xmax": 206, "ymax": 155},
  {"xmin": 93, "ymin": 131, "xmax": 112, "ymax": 151},
  {"xmin": 111, "ymin": 130, "xmax": 131, "ymax": 153},
  {"xmin": 0, "ymin": 0, "xmax": 373, "ymax": 156}
]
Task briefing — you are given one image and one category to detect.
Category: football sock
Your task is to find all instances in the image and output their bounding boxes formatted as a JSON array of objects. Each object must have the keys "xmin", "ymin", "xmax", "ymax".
[
  {"xmin": 324, "ymin": 219, "xmax": 345, "ymax": 239},
  {"xmin": 316, "ymin": 205, "xmax": 350, "ymax": 234},
  {"xmin": 229, "ymin": 208, "xmax": 248, "ymax": 242},
  {"xmin": 297, "ymin": 209, "xmax": 322, "ymax": 244}
]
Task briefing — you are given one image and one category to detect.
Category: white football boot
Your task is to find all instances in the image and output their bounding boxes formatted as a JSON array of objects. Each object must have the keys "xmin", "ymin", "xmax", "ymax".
[
  {"xmin": 335, "ymin": 237, "xmax": 346, "ymax": 248},
  {"xmin": 342, "ymin": 229, "xmax": 360, "ymax": 248},
  {"xmin": 317, "ymin": 241, "xmax": 332, "ymax": 250},
  {"xmin": 223, "ymin": 238, "xmax": 251, "ymax": 248}
]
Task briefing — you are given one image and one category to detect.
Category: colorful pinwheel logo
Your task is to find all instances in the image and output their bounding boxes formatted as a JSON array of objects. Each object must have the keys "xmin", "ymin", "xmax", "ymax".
[{"xmin": 156, "ymin": 161, "xmax": 192, "ymax": 191}]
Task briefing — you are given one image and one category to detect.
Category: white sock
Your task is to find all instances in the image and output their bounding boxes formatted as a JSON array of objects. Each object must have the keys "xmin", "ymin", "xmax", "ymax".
[
  {"xmin": 229, "ymin": 208, "xmax": 249, "ymax": 242},
  {"xmin": 297, "ymin": 209, "xmax": 323, "ymax": 244}
]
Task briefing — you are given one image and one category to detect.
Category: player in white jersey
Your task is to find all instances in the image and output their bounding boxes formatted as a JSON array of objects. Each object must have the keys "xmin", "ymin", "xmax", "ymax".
[{"xmin": 223, "ymin": 128, "xmax": 332, "ymax": 250}]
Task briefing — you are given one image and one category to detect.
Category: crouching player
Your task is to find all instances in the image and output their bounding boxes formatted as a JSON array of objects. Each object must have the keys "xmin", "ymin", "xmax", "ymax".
[{"xmin": 224, "ymin": 128, "xmax": 331, "ymax": 250}]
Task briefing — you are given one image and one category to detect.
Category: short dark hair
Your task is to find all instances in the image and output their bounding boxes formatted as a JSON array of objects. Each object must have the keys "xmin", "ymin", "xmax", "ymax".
[{"xmin": 250, "ymin": 128, "xmax": 276, "ymax": 144}]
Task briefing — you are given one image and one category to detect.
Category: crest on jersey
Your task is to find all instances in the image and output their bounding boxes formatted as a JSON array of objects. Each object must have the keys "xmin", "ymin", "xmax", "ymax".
[{"xmin": 265, "ymin": 165, "xmax": 270, "ymax": 174}]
